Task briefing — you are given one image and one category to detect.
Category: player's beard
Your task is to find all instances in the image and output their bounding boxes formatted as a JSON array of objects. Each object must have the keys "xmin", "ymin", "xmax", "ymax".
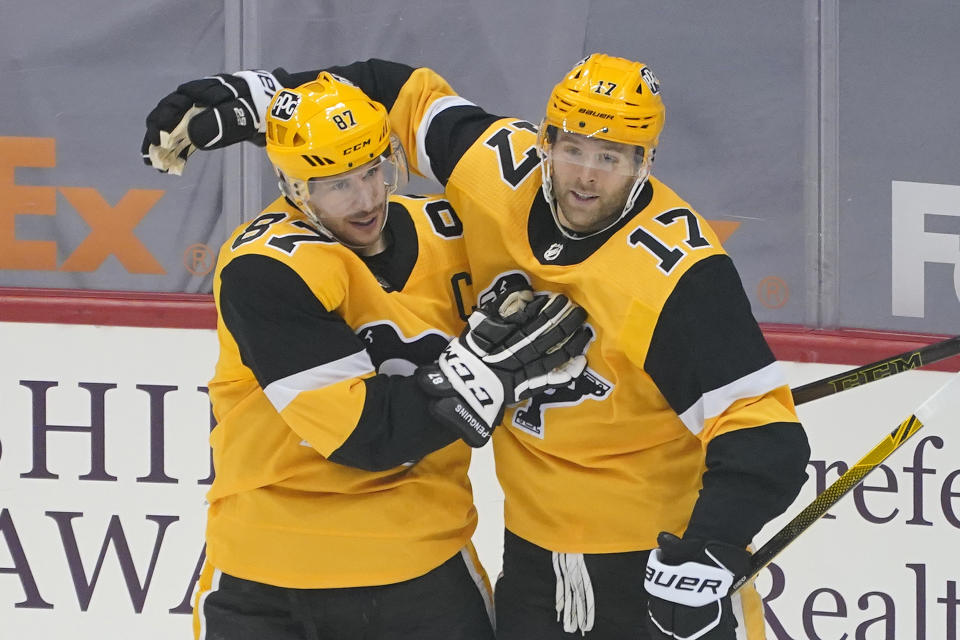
[
  {"xmin": 552, "ymin": 173, "xmax": 634, "ymax": 234},
  {"xmin": 324, "ymin": 202, "xmax": 388, "ymax": 255}
]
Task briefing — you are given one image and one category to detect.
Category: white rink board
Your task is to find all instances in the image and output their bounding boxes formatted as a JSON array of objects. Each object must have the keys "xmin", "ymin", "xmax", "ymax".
[{"xmin": 1, "ymin": 321, "xmax": 958, "ymax": 639}]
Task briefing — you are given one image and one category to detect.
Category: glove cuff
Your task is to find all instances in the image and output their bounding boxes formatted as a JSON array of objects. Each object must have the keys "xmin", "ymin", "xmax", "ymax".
[
  {"xmin": 415, "ymin": 363, "xmax": 496, "ymax": 448},
  {"xmin": 231, "ymin": 70, "xmax": 280, "ymax": 132},
  {"xmin": 644, "ymin": 547, "xmax": 734, "ymax": 607}
]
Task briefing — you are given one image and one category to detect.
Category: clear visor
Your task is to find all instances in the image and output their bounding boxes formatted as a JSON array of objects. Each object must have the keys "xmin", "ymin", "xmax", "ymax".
[
  {"xmin": 538, "ymin": 124, "xmax": 647, "ymax": 177},
  {"xmin": 305, "ymin": 153, "xmax": 402, "ymax": 219}
]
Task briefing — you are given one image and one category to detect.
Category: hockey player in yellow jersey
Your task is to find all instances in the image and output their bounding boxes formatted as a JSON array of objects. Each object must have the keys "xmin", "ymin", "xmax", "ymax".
[
  {"xmin": 143, "ymin": 55, "xmax": 811, "ymax": 639},
  {"xmin": 143, "ymin": 74, "xmax": 590, "ymax": 640}
]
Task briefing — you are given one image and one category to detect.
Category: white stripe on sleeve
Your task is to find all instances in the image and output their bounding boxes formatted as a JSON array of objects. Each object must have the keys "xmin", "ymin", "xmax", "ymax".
[
  {"xmin": 415, "ymin": 95, "xmax": 476, "ymax": 183},
  {"xmin": 263, "ymin": 350, "xmax": 375, "ymax": 413},
  {"xmin": 677, "ymin": 361, "xmax": 788, "ymax": 435}
]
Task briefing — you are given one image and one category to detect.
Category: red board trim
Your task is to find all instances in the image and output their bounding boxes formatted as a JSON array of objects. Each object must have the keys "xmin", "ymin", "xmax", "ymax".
[
  {"xmin": 761, "ymin": 324, "xmax": 959, "ymax": 372},
  {"xmin": 0, "ymin": 287, "xmax": 217, "ymax": 330}
]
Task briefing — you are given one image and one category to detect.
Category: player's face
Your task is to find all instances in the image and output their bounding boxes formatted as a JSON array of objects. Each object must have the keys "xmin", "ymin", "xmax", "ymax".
[
  {"xmin": 549, "ymin": 132, "xmax": 639, "ymax": 233},
  {"xmin": 307, "ymin": 158, "xmax": 390, "ymax": 253}
]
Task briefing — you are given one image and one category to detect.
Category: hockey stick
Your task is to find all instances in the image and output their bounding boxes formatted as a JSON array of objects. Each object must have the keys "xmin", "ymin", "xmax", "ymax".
[
  {"xmin": 791, "ymin": 334, "xmax": 960, "ymax": 405},
  {"xmin": 734, "ymin": 371, "xmax": 960, "ymax": 592}
]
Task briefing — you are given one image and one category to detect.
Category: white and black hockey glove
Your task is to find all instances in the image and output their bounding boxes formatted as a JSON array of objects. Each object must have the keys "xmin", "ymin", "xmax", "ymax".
[
  {"xmin": 644, "ymin": 532, "xmax": 751, "ymax": 640},
  {"xmin": 141, "ymin": 70, "xmax": 279, "ymax": 175},
  {"xmin": 416, "ymin": 287, "xmax": 590, "ymax": 448}
]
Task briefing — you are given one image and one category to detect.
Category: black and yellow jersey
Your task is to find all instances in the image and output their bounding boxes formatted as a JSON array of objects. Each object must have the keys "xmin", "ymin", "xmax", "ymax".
[
  {"xmin": 207, "ymin": 193, "xmax": 477, "ymax": 587},
  {"xmin": 275, "ymin": 60, "xmax": 810, "ymax": 554}
]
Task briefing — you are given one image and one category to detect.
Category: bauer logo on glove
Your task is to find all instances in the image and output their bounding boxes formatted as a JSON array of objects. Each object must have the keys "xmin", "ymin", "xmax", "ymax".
[
  {"xmin": 644, "ymin": 553, "xmax": 733, "ymax": 607},
  {"xmin": 644, "ymin": 532, "xmax": 752, "ymax": 640}
]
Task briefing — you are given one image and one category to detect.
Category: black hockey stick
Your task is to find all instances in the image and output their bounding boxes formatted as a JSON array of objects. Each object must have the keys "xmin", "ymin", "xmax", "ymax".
[
  {"xmin": 734, "ymin": 372, "xmax": 960, "ymax": 592},
  {"xmin": 791, "ymin": 334, "xmax": 960, "ymax": 405}
]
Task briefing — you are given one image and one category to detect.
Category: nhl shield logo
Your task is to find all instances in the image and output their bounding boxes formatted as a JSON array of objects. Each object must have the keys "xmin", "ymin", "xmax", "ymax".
[{"xmin": 544, "ymin": 242, "xmax": 564, "ymax": 261}]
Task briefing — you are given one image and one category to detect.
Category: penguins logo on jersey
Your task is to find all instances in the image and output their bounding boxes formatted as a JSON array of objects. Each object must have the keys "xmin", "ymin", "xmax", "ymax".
[
  {"xmin": 511, "ymin": 325, "xmax": 612, "ymax": 438},
  {"xmin": 478, "ymin": 272, "xmax": 613, "ymax": 438},
  {"xmin": 356, "ymin": 320, "xmax": 451, "ymax": 375}
]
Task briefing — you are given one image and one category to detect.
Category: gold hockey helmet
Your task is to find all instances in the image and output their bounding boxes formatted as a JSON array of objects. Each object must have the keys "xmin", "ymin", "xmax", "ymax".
[
  {"xmin": 265, "ymin": 72, "xmax": 407, "ymax": 221},
  {"xmin": 541, "ymin": 53, "xmax": 664, "ymax": 148}
]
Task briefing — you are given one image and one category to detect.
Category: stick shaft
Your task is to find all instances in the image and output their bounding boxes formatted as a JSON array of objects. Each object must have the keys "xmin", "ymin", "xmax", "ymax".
[
  {"xmin": 734, "ymin": 414, "xmax": 925, "ymax": 591},
  {"xmin": 735, "ymin": 371, "xmax": 960, "ymax": 592},
  {"xmin": 791, "ymin": 335, "xmax": 960, "ymax": 405}
]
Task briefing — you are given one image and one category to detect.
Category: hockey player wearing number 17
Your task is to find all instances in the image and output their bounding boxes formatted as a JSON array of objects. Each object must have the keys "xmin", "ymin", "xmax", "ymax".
[
  {"xmin": 144, "ymin": 74, "xmax": 590, "ymax": 640},
  {"xmin": 275, "ymin": 54, "xmax": 813, "ymax": 640}
]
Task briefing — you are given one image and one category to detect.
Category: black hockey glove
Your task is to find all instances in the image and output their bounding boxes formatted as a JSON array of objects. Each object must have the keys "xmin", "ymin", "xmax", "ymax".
[
  {"xmin": 416, "ymin": 287, "xmax": 590, "ymax": 448},
  {"xmin": 141, "ymin": 70, "xmax": 280, "ymax": 175},
  {"xmin": 644, "ymin": 532, "xmax": 751, "ymax": 640}
]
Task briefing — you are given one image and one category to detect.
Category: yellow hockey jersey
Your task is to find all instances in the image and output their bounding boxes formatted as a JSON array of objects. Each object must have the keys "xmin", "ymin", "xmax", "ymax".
[
  {"xmin": 291, "ymin": 60, "xmax": 809, "ymax": 554},
  {"xmin": 207, "ymin": 193, "xmax": 477, "ymax": 587}
]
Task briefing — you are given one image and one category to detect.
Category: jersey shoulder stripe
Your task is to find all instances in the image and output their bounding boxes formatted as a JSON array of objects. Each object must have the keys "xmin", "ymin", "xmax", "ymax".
[
  {"xmin": 676, "ymin": 361, "xmax": 787, "ymax": 435},
  {"xmin": 415, "ymin": 97, "xmax": 477, "ymax": 182}
]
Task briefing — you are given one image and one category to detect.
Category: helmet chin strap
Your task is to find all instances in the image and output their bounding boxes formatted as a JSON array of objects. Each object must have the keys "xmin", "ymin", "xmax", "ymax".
[{"xmin": 539, "ymin": 158, "xmax": 650, "ymax": 240}]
